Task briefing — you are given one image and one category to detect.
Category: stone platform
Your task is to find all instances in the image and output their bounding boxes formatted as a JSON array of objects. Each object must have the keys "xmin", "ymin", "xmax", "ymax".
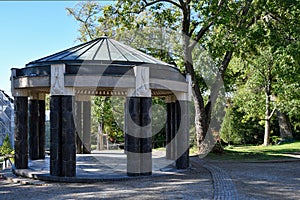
[{"xmin": 13, "ymin": 150, "xmax": 184, "ymax": 183}]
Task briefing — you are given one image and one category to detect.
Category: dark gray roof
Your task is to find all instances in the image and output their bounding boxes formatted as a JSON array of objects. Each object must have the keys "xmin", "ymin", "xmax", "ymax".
[{"xmin": 26, "ymin": 36, "xmax": 173, "ymax": 67}]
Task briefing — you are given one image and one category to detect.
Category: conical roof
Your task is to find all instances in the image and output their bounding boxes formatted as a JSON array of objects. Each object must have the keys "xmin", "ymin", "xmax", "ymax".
[{"xmin": 26, "ymin": 36, "xmax": 173, "ymax": 67}]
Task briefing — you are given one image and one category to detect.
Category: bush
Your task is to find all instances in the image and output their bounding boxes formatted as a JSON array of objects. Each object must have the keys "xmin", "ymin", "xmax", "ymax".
[{"xmin": 0, "ymin": 134, "xmax": 13, "ymax": 156}]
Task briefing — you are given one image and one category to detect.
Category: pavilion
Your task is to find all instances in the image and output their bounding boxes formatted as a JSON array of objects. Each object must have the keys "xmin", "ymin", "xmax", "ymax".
[{"xmin": 11, "ymin": 36, "xmax": 191, "ymax": 177}]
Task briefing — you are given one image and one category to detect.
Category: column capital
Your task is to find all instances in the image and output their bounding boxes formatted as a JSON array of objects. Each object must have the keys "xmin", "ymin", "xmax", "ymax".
[
  {"xmin": 133, "ymin": 66, "xmax": 151, "ymax": 97},
  {"xmin": 50, "ymin": 64, "xmax": 75, "ymax": 96},
  {"xmin": 174, "ymin": 92, "xmax": 190, "ymax": 101},
  {"xmin": 13, "ymin": 89, "xmax": 29, "ymax": 97}
]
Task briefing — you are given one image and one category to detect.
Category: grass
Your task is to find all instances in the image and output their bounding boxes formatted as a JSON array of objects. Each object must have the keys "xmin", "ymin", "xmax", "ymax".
[{"xmin": 206, "ymin": 141, "xmax": 300, "ymax": 161}]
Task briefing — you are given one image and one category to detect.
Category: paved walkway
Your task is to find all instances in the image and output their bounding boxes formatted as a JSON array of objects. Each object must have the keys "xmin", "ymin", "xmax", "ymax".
[{"xmin": 1, "ymin": 151, "xmax": 300, "ymax": 199}]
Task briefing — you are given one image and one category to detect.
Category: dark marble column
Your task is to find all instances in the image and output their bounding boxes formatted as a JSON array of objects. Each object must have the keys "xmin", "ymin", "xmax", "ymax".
[
  {"xmin": 170, "ymin": 102, "xmax": 176, "ymax": 160},
  {"xmin": 50, "ymin": 96, "xmax": 62, "ymax": 176},
  {"xmin": 38, "ymin": 100, "xmax": 46, "ymax": 159},
  {"xmin": 14, "ymin": 97, "xmax": 28, "ymax": 169},
  {"xmin": 29, "ymin": 99, "xmax": 39, "ymax": 160},
  {"xmin": 126, "ymin": 97, "xmax": 141, "ymax": 176},
  {"xmin": 61, "ymin": 96, "xmax": 76, "ymax": 177},
  {"xmin": 175, "ymin": 100, "xmax": 190, "ymax": 169},
  {"xmin": 140, "ymin": 97, "xmax": 152, "ymax": 176},
  {"xmin": 82, "ymin": 101, "xmax": 91, "ymax": 154},
  {"xmin": 75, "ymin": 101, "xmax": 83, "ymax": 154},
  {"xmin": 125, "ymin": 97, "xmax": 152, "ymax": 176},
  {"xmin": 166, "ymin": 102, "xmax": 172, "ymax": 159}
]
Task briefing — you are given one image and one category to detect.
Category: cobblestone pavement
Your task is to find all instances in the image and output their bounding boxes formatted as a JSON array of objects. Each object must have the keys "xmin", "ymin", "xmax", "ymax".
[
  {"xmin": 1, "ymin": 157, "xmax": 300, "ymax": 199},
  {"xmin": 205, "ymin": 160, "xmax": 300, "ymax": 200},
  {"xmin": 0, "ymin": 164, "xmax": 213, "ymax": 200}
]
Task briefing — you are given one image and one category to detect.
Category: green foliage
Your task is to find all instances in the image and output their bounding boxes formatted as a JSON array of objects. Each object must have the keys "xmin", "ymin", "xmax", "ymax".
[
  {"xmin": 66, "ymin": 0, "xmax": 300, "ymax": 149},
  {"xmin": 220, "ymin": 104, "xmax": 266, "ymax": 145},
  {"xmin": 209, "ymin": 141, "xmax": 300, "ymax": 161},
  {"xmin": 91, "ymin": 97, "xmax": 124, "ymax": 143},
  {"xmin": 220, "ymin": 106, "xmax": 242, "ymax": 145},
  {"xmin": 0, "ymin": 134, "xmax": 13, "ymax": 156}
]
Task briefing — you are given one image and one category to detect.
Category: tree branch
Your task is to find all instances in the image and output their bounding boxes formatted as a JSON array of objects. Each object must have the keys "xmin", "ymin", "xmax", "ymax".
[
  {"xmin": 267, "ymin": 107, "xmax": 276, "ymax": 120},
  {"xmin": 143, "ymin": 0, "xmax": 182, "ymax": 9},
  {"xmin": 189, "ymin": 21, "xmax": 213, "ymax": 50}
]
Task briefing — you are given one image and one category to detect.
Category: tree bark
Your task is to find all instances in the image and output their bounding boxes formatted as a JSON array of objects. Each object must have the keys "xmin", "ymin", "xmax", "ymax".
[
  {"xmin": 97, "ymin": 123, "xmax": 104, "ymax": 151},
  {"xmin": 264, "ymin": 93, "xmax": 271, "ymax": 146},
  {"xmin": 276, "ymin": 110, "xmax": 293, "ymax": 140}
]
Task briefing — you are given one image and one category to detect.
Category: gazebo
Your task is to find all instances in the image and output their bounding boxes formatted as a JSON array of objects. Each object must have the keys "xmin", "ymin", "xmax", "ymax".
[{"xmin": 11, "ymin": 36, "xmax": 191, "ymax": 177}]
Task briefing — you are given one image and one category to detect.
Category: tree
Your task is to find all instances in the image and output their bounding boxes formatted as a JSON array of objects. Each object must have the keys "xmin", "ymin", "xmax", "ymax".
[
  {"xmin": 0, "ymin": 134, "xmax": 13, "ymax": 156},
  {"xmin": 68, "ymin": 0, "xmax": 259, "ymax": 152},
  {"xmin": 67, "ymin": 1, "xmax": 300, "ymax": 150},
  {"xmin": 223, "ymin": 0, "xmax": 300, "ymax": 146}
]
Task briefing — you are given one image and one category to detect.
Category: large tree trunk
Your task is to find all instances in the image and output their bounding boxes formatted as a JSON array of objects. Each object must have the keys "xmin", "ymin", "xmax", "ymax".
[
  {"xmin": 276, "ymin": 110, "xmax": 293, "ymax": 140},
  {"xmin": 185, "ymin": 48, "xmax": 233, "ymax": 153},
  {"xmin": 263, "ymin": 64, "xmax": 272, "ymax": 146},
  {"xmin": 97, "ymin": 123, "xmax": 104, "ymax": 151},
  {"xmin": 264, "ymin": 93, "xmax": 271, "ymax": 146}
]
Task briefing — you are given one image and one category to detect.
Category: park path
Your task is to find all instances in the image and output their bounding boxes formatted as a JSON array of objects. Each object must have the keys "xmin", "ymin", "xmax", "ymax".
[
  {"xmin": 201, "ymin": 158, "xmax": 300, "ymax": 200},
  {"xmin": 191, "ymin": 157, "xmax": 239, "ymax": 200},
  {"xmin": 1, "ymin": 156, "xmax": 300, "ymax": 199}
]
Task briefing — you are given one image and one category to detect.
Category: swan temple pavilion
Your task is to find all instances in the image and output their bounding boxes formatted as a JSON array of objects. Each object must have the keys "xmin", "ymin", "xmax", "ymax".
[{"xmin": 11, "ymin": 36, "xmax": 191, "ymax": 177}]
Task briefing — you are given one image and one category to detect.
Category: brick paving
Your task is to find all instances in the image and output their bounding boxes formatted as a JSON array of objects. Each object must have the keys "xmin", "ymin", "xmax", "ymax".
[
  {"xmin": 1, "ymin": 153, "xmax": 300, "ymax": 199},
  {"xmin": 191, "ymin": 158, "xmax": 239, "ymax": 200}
]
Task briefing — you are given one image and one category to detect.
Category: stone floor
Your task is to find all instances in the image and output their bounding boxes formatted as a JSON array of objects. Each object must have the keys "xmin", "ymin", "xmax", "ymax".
[{"xmin": 13, "ymin": 150, "xmax": 185, "ymax": 182}]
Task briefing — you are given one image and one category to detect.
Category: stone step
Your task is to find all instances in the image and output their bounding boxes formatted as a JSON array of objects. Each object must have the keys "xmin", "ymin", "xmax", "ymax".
[{"xmin": 0, "ymin": 168, "xmax": 49, "ymax": 186}]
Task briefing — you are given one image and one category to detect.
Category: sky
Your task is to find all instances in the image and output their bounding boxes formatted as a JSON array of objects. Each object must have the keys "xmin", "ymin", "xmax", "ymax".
[{"xmin": 0, "ymin": 1, "xmax": 112, "ymax": 97}]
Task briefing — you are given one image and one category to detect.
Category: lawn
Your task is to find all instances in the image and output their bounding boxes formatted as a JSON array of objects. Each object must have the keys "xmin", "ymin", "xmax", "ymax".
[{"xmin": 206, "ymin": 141, "xmax": 300, "ymax": 161}]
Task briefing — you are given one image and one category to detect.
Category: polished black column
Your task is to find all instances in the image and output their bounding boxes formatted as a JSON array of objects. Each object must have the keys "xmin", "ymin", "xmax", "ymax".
[
  {"xmin": 29, "ymin": 100, "xmax": 39, "ymax": 160},
  {"xmin": 170, "ymin": 102, "xmax": 176, "ymax": 160},
  {"xmin": 126, "ymin": 97, "xmax": 141, "ymax": 176},
  {"xmin": 50, "ymin": 95, "xmax": 76, "ymax": 177},
  {"xmin": 38, "ymin": 100, "xmax": 46, "ymax": 159},
  {"xmin": 175, "ymin": 100, "xmax": 190, "ymax": 169},
  {"xmin": 14, "ymin": 97, "xmax": 28, "ymax": 169},
  {"xmin": 125, "ymin": 97, "xmax": 152, "ymax": 176},
  {"xmin": 61, "ymin": 96, "xmax": 76, "ymax": 177},
  {"xmin": 166, "ymin": 102, "xmax": 172, "ymax": 159},
  {"xmin": 82, "ymin": 101, "xmax": 91, "ymax": 154},
  {"xmin": 75, "ymin": 101, "xmax": 83, "ymax": 154},
  {"xmin": 50, "ymin": 96, "xmax": 62, "ymax": 176},
  {"xmin": 140, "ymin": 97, "xmax": 152, "ymax": 176}
]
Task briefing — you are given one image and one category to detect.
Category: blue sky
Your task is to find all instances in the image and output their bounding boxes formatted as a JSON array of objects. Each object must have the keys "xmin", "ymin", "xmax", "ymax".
[{"xmin": 0, "ymin": 1, "xmax": 112, "ymax": 96}]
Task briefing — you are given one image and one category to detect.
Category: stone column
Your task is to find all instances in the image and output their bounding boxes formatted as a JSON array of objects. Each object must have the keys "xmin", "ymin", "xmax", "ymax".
[
  {"xmin": 14, "ymin": 95, "xmax": 28, "ymax": 169},
  {"xmin": 82, "ymin": 100, "xmax": 91, "ymax": 154},
  {"xmin": 175, "ymin": 100, "xmax": 190, "ymax": 169},
  {"xmin": 29, "ymin": 98, "xmax": 39, "ymax": 160},
  {"xmin": 125, "ymin": 97, "xmax": 141, "ymax": 176},
  {"xmin": 50, "ymin": 96, "xmax": 62, "ymax": 176},
  {"xmin": 140, "ymin": 97, "xmax": 152, "ymax": 176},
  {"xmin": 38, "ymin": 97, "xmax": 46, "ymax": 159},
  {"xmin": 174, "ymin": 74, "xmax": 192, "ymax": 169},
  {"xmin": 126, "ymin": 66, "xmax": 152, "ymax": 176},
  {"xmin": 29, "ymin": 93, "xmax": 46, "ymax": 160},
  {"xmin": 50, "ymin": 64, "xmax": 76, "ymax": 177},
  {"xmin": 165, "ymin": 97, "xmax": 172, "ymax": 160},
  {"xmin": 75, "ymin": 101, "xmax": 83, "ymax": 154},
  {"xmin": 61, "ymin": 96, "xmax": 76, "ymax": 177},
  {"xmin": 170, "ymin": 101, "xmax": 176, "ymax": 160}
]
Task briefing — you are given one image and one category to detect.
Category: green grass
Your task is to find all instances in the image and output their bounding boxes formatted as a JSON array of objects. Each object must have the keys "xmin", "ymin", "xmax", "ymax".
[{"xmin": 207, "ymin": 141, "xmax": 300, "ymax": 161}]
